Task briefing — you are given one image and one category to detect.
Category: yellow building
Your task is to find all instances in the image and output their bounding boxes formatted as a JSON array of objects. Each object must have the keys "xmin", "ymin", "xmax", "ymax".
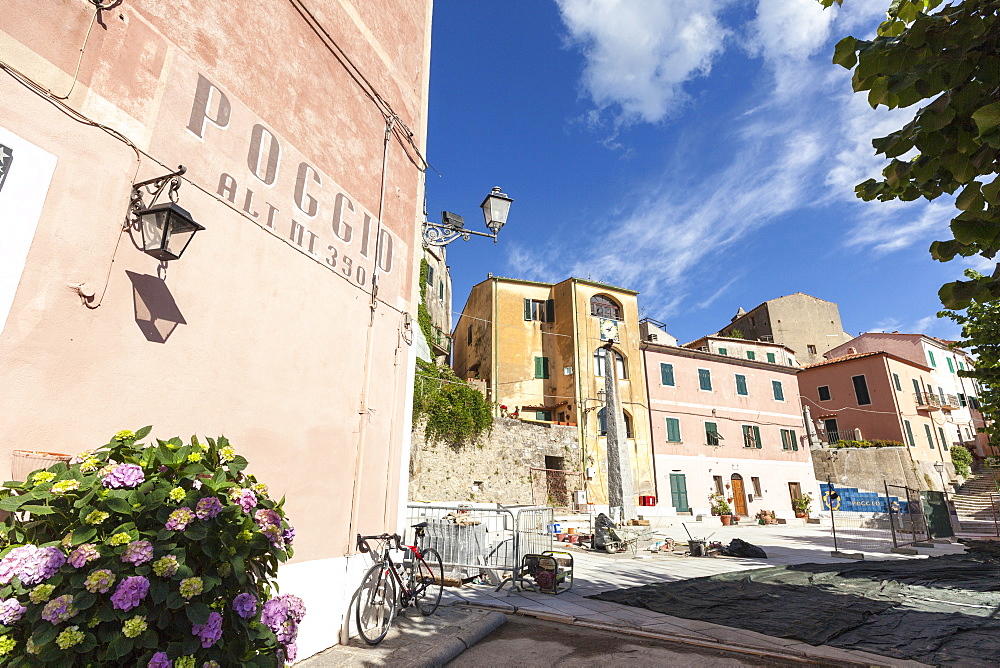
[{"xmin": 452, "ymin": 276, "xmax": 654, "ymax": 506}]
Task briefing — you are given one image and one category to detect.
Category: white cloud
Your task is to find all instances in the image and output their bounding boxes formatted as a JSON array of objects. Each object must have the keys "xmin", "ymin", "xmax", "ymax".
[
  {"xmin": 556, "ymin": 0, "xmax": 730, "ymax": 126},
  {"xmin": 747, "ymin": 0, "xmax": 835, "ymax": 62},
  {"xmin": 846, "ymin": 200, "xmax": 952, "ymax": 254}
]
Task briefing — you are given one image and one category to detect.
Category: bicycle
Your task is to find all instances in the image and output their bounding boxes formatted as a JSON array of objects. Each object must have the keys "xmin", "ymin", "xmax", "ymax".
[{"xmin": 354, "ymin": 528, "xmax": 444, "ymax": 645}]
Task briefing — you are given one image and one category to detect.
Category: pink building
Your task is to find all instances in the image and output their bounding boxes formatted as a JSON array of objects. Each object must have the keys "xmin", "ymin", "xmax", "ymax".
[
  {"xmin": 0, "ymin": 1, "xmax": 431, "ymax": 656},
  {"xmin": 825, "ymin": 333, "xmax": 989, "ymax": 457},
  {"xmin": 642, "ymin": 341, "xmax": 818, "ymax": 519},
  {"xmin": 798, "ymin": 352, "xmax": 954, "ymax": 468}
]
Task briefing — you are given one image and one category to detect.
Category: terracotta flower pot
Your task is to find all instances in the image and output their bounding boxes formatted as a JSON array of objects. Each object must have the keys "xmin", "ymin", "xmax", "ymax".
[{"xmin": 720, "ymin": 514, "xmax": 732, "ymax": 526}]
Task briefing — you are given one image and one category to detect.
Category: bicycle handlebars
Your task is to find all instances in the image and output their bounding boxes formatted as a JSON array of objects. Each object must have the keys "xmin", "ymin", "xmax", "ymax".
[{"xmin": 356, "ymin": 533, "xmax": 403, "ymax": 553}]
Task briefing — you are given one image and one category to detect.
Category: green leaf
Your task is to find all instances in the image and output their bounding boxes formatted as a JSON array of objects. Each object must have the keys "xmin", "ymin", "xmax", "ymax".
[
  {"xmin": 19, "ymin": 504, "xmax": 55, "ymax": 515},
  {"xmin": 951, "ymin": 218, "xmax": 998, "ymax": 245},
  {"xmin": 185, "ymin": 602, "xmax": 211, "ymax": 625},
  {"xmin": 150, "ymin": 578, "xmax": 169, "ymax": 605},
  {"xmin": 71, "ymin": 526, "xmax": 97, "ymax": 544},
  {"xmin": 973, "ymin": 101, "xmax": 1000, "ymax": 137},
  {"xmin": 228, "ymin": 456, "xmax": 249, "ymax": 474},
  {"xmin": 832, "ymin": 36, "xmax": 858, "ymax": 69},
  {"xmin": 32, "ymin": 623, "xmax": 59, "ymax": 647},
  {"xmin": 135, "ymin": 426, "xmax": 152, "ymax": 440},
  {"xmin": 104, "ymin": 497, "xmax": 133, "ymax": 515},
  {"xmin": 0, "ymin": 495, "xmax": 30, "ymax": 512}
]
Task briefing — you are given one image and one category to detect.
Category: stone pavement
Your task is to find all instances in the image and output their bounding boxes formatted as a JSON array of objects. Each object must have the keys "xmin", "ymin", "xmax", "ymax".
[{"xmin": 300, "ymin": 523, "xmax": 963, "ymax": 666}]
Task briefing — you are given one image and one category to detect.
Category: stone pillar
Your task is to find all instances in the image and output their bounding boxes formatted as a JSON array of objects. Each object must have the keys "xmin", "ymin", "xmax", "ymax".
[
  {"xmin": 603, "ymin": 343, "xmax": 635, "ymax": 524},
  {"xmin": 804, "ymin": 405, "xmax": 819, "ymax": 449}
]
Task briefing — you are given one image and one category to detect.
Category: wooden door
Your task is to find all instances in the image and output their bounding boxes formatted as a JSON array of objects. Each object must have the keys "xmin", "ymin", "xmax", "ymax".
[
  {"xmin": 731, "ymin": 475, "xmax": 748, "ymax": 516},
  {"xmin": 788, "ymin": 482, "xmax": 802, "ymax": 510}
]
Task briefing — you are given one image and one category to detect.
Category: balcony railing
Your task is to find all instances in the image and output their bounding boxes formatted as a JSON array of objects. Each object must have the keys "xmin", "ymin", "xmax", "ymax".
[
  {"xmin": 823, "ymin": 429, "xmax": 861, "ymax": 444},
  {"xmin": 914, "ymin": 392, "xmax": 941, "ymax": 410},
  {"xmin": 428, "ymin": 325, "xmax": 452, "ymax": 354},
  {"xmin": 940, "ymin": 393, "xmax": 960, "ymax": 410}
]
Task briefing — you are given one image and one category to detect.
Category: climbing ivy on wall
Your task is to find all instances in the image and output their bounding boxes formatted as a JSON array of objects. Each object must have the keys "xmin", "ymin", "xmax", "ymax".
[
  {"xmin": 417, "ymin": 258, "xmax": 434, "ymax": 347},
  {"xmin": 413, "ymin": 358, "xmax": 493, "ymax": 445}
]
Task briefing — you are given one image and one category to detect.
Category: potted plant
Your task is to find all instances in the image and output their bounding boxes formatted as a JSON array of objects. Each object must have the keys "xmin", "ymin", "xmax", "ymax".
[
  {"xmin": 792, "ymin": 493, "xmax": 813, "ymax": 518},
  {"xmin": 708, "ymin": 493, "xmax": 733, "ymax": 525}
]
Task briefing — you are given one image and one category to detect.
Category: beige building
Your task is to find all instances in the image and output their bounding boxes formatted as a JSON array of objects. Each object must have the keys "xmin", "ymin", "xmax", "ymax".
[
  {"xmin": 716, "ymin": 293, "xmax": 853, "ymax": 365},
  {"xmin": 452, "ymin": 276, "xmax": 655, "ymax": 507},
  {"xmin": 419, "ymin": 244, "xmax": 452, "ymax": 362},
  {"xmin": 0, "ymin": 0, "xmax": 431, "ymax": 657}
]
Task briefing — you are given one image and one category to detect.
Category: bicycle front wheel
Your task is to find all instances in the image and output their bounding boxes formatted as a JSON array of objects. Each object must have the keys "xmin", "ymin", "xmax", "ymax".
[
  {"xmin": 413, "ymin": 548, "xmax": 444, "ymax": 616},
  {"xmin": 355, "ymin": 562, "xmax": 397, "ymax": 645}
]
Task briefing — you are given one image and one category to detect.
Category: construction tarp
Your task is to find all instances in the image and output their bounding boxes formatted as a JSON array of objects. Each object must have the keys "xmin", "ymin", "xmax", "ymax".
[{"xmin": 590, "ymin": 541, "xmax": 1000, "ymax": 664}]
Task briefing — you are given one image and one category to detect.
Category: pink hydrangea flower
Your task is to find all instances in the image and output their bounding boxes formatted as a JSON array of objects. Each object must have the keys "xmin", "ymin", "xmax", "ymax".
[
  {"xmin": 0, "ymin": 598, "xmax": 26, "ymax": 624},
  {"xmin": 121, "ymin": 540, "xmax": 153, "ymax": 566},
  {"xmin": 235, "ymin": 489, "xmax": 257, "ymax": 513},
  {"xmin": 195, "ymin": 496, "xmax": 223, "ymax": 520},
  {"xmin": 4, "ymin": 545, "xmax": 67, "ymax": 586},
  {"xmin": 102, "ymin": 463, "xmax": 145, "ymax": 489},
  {"xmin": 69, "ymin": 543, "xmax": 100, "ymax": 568},
  {"xmin": 165, "ymin": 507, "xmax": 195, "ymax": 531}
]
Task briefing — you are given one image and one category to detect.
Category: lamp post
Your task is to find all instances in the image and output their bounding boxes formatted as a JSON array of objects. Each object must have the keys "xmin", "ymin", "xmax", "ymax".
[
  {"xmin": 934, "ymin": 461, "xmax": 948, "ymax": 497},
  {"xmin": 422, "ymin": 187, "xmax": 513, "ymax": 247}
]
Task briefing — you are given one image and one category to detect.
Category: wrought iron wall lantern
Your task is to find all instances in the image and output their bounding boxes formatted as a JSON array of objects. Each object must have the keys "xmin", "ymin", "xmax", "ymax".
[
  {"xmin": 130, "ymin": 165, "xmax": 204, "ymax": 261},
  {"xmin": 422, "ymin": 186, "xmax": 512, "ymax": 247}
]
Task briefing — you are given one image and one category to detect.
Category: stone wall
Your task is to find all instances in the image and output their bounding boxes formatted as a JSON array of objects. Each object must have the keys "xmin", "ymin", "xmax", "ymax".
[
  {"xmin": 811, "ymin": 446, "xmax": 960, "ymax": 494},
  {"xmin": 409, "ymin": 417, "xmax": 582, "ymax": 505}
]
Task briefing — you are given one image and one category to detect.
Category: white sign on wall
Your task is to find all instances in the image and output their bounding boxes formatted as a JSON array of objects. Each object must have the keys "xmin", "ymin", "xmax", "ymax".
[{"xmin": 0, "ymin": 126, "xmax": 57, "ymax": 335}]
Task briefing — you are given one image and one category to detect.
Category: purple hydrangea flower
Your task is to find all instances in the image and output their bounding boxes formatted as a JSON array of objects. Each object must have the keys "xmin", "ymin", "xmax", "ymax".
[
  {"xmin": 69, "ymin": 543, "xmax": 100, "ymax": 568},
  {"xmin": 102, "ymin": 463, "xmax": 145, "ymax": 489},
  {"xmin": 11, "ymin": 545, "xmax": 67, "ymax": 586},
  {"xmin": 235, "ymin": 489, "xmax": 257, "ymax": 513},
  {"xmin": 148, "ymin": 652, "xmax": 172, "ymax": 668},
  {"xmin": 282, "ymin": 526, "xmax": 296, "ymax": 546},
  {"xmin": 195, "ymin": 496, "xmax": 223, "ymax": 520},
  {"xmin": 41, "ymin": 594, "xmax": 76, "ymax": 623},
  {"xmin": 191, "ymin": 611, "xmax": 223, "ymax": 648},
  {"xmin": 121, "ymin": 540, "xmax": 154, "ymax": 566},
  {"xmin": 283, "ymin": 642, "xmax": 298, "ymax": 663},
  {"xmin": 232, "ymin": 592, "xmax": 257, "ymax": 619},
  {"xmin": 110, "ymin": 575, "xmax": 149, "ymax": 611},
  {"xmin": 165, "ymin": 507, "xmax": 195, "ymax": 531},
  {"xmin": 0, "ymin": 598, "xmax": 26, "ymax": 624},
  {"xmin": 254, "ymin": 509, "xmax": 285, "ymax": 546},
  {"xmin": 262, "ymin": 594, "xmax": 306, "ymax": 646}
]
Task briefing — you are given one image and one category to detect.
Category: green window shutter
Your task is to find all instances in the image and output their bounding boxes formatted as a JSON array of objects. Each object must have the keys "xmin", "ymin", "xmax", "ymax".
[
  {"xmin": 958, "ymin": 393, "xmax": 967, "ymax": 407},
  {"xmin": 545, "ymin": 299, "xmax": 555, "ymax": 322},
  {"xmin": 904, "ymin": 420, "xmax": 916, "ymax": 447},
  {"xmin": 666, "ymin": 418, "xmax": 681, "ymax": 442},
  {"xmin": 924, "ymin": 424, "xmax": 935, "ymax": 449},
  {"xmin": 523, "ymin": 298, "xmax": 531, "ymax": 321},
  {"xmin": 928, "ymin": 350, "xmax": 936, "ymax": 367},
  {"xmin": 766, "ymin": 352, "xmax": 776, "ymax": 363},
  {"xmin": 912, "ymin": 378, "xmax": 921, "ymax": 397},
  {"xmin": 746, "ymin": 351, "xmax": 756, "ymax": 360},
  {"xmin": 754, "ymin": 426, "xmax": 762, "ymax": 448},
  {"xmin": 660, "ymin": 363, "xmax": 674, "ymax": 386},
  {"xmin": 438, "ymin": 281, "xmax": 444, "ymax": 300},
  {"xmin": 535, "ymin": 356, "xmax": 550, "ymax": 379},
  {"xmin": 735, "ymin": 374, "xmax": 748, "ymax": 396},
  {"xmin": 791, "ymin": 430, "xmax": 798, "ymax": 451},
  {"xmin": 939, "ymin": 427, "xmax": 949, "ymax": 451},
  {"xmin": 705, "ymin": 422, "xmax": 718, "ymax": 445},
  {"xmin": 780, "ymin": 429, "xmax": 789, "ymax": 450},
  {"xmin": 542, "ymin": 357, "xmax": 549, "ymax": 379},
  {"xmin": 718, "ymin": 347, "xmax": 727, "ymax": 356},
  {"xmin": 699, "ymin": 369, "xmax": 712, "ymax": 391},
  {"xmin": 893, "ymin": 373, "xmax": 902, "ymax": 391},
  {"xmin": 959, "ymin": 360, "xmax": 965, "ymax": 371},
  {"xmin": 742, "ymin": 425, "xmax": 753, "ymax": 448},
  {"xmin": 427, "ymin": 266, "xmax": 434, "ymax": 285},
  {"xmin": 946, "ymin": 357, "xmax": 954, "ymax": 373},
  {"xmin": 772, "ymin": 380, "xmax": 784, "ymax": 401}
]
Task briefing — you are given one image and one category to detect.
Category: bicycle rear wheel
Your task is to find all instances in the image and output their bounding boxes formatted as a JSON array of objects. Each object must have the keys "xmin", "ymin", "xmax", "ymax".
[
  {"xmin": 355, "ymin": 562, "xmax": 397, "ymax": 645},
  {"xmin": 413, "ymin": 548, "xmax": 444, "ymax": 616}
]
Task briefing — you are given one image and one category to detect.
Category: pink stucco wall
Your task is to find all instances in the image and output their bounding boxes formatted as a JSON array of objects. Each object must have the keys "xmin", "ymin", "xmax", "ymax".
[
  {"xmin": 642, "ymin": 344, "xmax": 817, "ymax": 517},
  {"xmin": 0, "ymin": 0, "xmax": 431, "ymax": 564}
]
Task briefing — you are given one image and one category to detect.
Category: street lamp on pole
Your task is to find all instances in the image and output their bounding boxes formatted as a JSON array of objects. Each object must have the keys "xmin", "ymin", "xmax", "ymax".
[
  {"xmin": 422, "ymin": 187, "xmax": 513, "ymax": 247},
  {"xmin": 934, "ymin": 461, "xmax": 948, "ymax": 497}
]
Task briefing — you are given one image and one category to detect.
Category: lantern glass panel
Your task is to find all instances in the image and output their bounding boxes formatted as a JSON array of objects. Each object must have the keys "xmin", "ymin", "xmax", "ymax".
[
  {"xmin": 141, "ymin": 209, "xmax": 168, "ymax": 254},
  {"xmin": 481, "ymin": 194, "xmax": 511, "ymax": 234},
  {"xmin": 165, "ymin": 216, "xmax": 201, "ymax": 259}
]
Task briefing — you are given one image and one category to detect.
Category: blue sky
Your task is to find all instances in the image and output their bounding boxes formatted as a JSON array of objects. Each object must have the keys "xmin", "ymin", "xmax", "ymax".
[{"xmin": 424, "ymin": 0, "xmax": 989, "ymax": 345}]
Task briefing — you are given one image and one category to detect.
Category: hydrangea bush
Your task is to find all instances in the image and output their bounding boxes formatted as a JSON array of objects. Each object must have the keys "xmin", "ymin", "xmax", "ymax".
[{"xmin": 0, "ymin": 427, "xmax": 303, "ymax": 666}]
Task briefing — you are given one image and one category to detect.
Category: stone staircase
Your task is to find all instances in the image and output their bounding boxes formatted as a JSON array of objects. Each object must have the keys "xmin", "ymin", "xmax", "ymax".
[{"xmin": 953, "ymin": 469, "xmax": 1000, "ymax": 535}]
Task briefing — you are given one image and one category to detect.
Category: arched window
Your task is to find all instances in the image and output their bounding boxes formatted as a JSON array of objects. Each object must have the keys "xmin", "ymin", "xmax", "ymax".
[
  {"xmin": 594, "ymin": 348, "xmax": 627, "ymax": 379},
  {"xmin": 597, "ymin": 408, "xmax": 634, "ymax": 438},
  {"xmin": 590, "ymin": 295, "xmax": 622, "ymax": 320}
]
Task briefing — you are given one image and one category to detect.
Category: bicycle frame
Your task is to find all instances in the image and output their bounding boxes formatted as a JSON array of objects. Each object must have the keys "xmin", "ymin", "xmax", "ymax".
[{"xmin": 357, "ymin": 533, "xmax": 432, "ymax": 607}]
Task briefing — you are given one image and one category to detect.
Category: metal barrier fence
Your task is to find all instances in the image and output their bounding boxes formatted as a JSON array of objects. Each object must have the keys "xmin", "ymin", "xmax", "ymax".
[
  {"xmin": 823, "ymin": 481, "xmax": 928, "ymax": 553},
  {"xmin": 405, "ymin": 503, "xmax": 553, "ymax": 587},
  {"xmin": 886, "ymin": 483, "xmax": 928, "ymax": 546},
  {"xmin": 529, "ymin": 468, "xmax": 583, "ymax": 510}
]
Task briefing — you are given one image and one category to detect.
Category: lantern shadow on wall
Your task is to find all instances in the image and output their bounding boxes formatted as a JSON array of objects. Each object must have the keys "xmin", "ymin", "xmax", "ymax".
[{"xmin": 126, "ymin": 271, "xmax": 186, "ymax": 343}]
